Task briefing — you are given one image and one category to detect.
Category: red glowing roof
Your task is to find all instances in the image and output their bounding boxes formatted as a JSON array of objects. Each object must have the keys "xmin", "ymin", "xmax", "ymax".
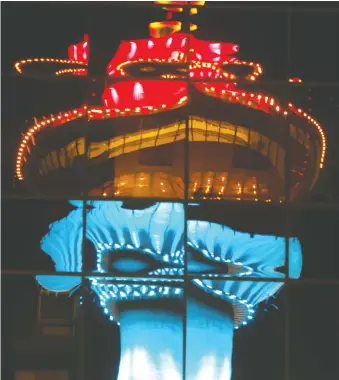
[
  {"xmin": 68, "ymin": 34, "xmax": 89, "ymax": 64},
  {"xmin": 13, "ymin": 7, "xmax": 326, "ymax": 181}
]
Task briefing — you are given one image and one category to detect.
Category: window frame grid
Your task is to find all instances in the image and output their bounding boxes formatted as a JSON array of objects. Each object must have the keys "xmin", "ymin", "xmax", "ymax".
[{"xmin": 2, "ymin": 4, "xmax": 339, "ymax": 380}]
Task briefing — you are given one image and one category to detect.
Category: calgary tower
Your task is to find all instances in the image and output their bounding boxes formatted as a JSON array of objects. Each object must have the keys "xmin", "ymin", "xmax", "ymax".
[{"xmin": 14, "ymin": 1, "xmax": 326, "ymax": 379}]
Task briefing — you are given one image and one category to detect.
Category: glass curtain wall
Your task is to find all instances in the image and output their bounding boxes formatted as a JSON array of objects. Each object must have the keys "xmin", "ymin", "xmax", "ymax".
[{"xmin": 2, "ymin": 3, "xmax": 339, "ymax": 380}]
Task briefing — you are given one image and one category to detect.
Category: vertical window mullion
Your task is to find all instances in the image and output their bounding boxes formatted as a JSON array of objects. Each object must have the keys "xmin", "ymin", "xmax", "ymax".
[{"xmin": 183, "ymin": 5, "xmax": 192, "ymax": 380}]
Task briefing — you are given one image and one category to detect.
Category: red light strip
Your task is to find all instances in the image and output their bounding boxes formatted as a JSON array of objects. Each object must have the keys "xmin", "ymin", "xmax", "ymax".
[
  {"xmin": 15, "ymin": 35, "xmax": 88, "ymax": 74},
  {"xmin": 55, "ymin": 68, "xmax": 88, "ymax": 76},
  {"xmin": 288, "ymin": 103, "xmax": 326, "ymax": 168},
  {"xmin": 68, "ymin": 34, "xmax": 89, "ymax": 64},
  {"xmin": 14, "ymin": 57, "xmax": 87, "ymax": 74},
  {"xmin": 154, "ymin": 1, "xmax": 205, "ymax": 5},
  {"xmin": 13, "ymin": 29, "xmax": 326, "ymax": 180},
  {"xmin": 16, "ymin": 88, "xmax": 326, "ymax": 181},
  {"xmin": 16, "ymin": 105, "xmax": 87, "ymax": 180},
  {"xmin": 288, "ymin": 77, "xmax": 303, "ymax": 83},
  {"xmin": 220, "ymin": 60, "xmax": 263, "ymax": 81},
  {"xmin": 102, "ymin": 81, "xmax": 188, "ymax": 112},
  {"xmin": 107, "ymin": 33, "xmax": 239, "ymax": 76}
]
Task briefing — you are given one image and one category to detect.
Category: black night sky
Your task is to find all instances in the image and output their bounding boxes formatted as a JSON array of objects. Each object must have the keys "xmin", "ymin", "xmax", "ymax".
[{"xmin": 2, "ymin": 2, "xmax": 339, "ymax": 380}]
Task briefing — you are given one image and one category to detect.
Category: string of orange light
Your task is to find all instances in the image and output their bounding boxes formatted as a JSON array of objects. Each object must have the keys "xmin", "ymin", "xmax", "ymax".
[{"xmin": 15, "ymin": 89, "xmax": 326, "ymax": 181}]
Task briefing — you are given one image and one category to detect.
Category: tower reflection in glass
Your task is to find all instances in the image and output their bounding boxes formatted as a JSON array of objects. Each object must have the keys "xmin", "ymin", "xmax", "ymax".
[{"xmin": 37, "ymin": 200, "xmax": 302, "ymax": 380}]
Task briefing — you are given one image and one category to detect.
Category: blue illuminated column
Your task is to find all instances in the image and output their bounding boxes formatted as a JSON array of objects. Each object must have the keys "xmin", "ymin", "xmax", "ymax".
[
  {"xmin": 118, "ymin": 302, "xmax": 183, "ymax": 380},
  {"xmin": 186, "ymin": 296, "xmax": 234, "ymax": 380},
  {"xmin": 36, "ymin": 201, "xmax": 303, "ymax": 380},
  {"xmin": 115, "ymin": 296, "xmax": 234, "ymax": 380}
]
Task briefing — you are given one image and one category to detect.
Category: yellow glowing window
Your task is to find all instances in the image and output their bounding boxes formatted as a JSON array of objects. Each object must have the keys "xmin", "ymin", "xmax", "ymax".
[
  {"xmin": 140, "ymin": 130, "xmax": 157, "ymax": 149},
  {"xmin": 115, "ymin": 174, "xmax": 130, "ymax": 185},
  {"xmin": 206, "ymin": 120, "xmax": 219, "ymax": 142},
  {"xmin": 142, "ymin": 130, "xmax": 158, "ymax": 140},
  {"xmin": 158, "ymin": 123, "xmax": 180, "ymax": 141},
  {"xmin": 192, "ymin": 117, "xmax": 207, "ymax": 131},
  {"xmin": 135, "ymin": 173, "xmax": 150, "ymax": 192},
  {"xmin": 50, "ymin": 151, "xmax": 59, "ymax": 168},
  {"xmin": 191, "ymin": 131, "xmax": 206, "ymax": 142},
  {"xmin": 114, "ymin": 175, "xmax": 135, "ymax": 195},
  {"xmin": 215, "ymin": 172, "xmax": 228, "ymax": 184},
  {"xmin": 157, "ymin": 126, "xmax": 177, "ymax": 147},
  {"xmin": 108, "ymin": 138, "xmax": 124, "ymax": 158},
  {"xmin": 77, "ymin": 137, "xmax": 85, "ymax": 155},
  {"xmin": 191, "ymin": 129, "xmax": 206, "ymax": 141},
  {"xmin": 214, "ymin": 172, "xmax": 228, "ymax": 196},
  {"xmin": 89, "ymin": 140, "xmax": 109, "ymax": 159},
  {"xmin": 191, "ymin": 117, "xmax": 206, "ymax": 142},
  {"xmin": 191, "ymin": 172, "xmax": 202, "ymax": 192},
  {"xmin": 249, "ymin": 130, "xmax": 260, "ymax": 150},
  {"xmin": 226, "ymin": 175, "xmax": 244, "ymax": 198},
  {"xmin": 133, "ymin": 186, "xmax": 151, "ymax": 197},
  {"xmin": 172, "ymin": 177, "xmax": 184, "ymax": 197},
  {"xmin": 109, "ymin": 138, "xmax": 124, "ymax": 150},
  {"xmin": 235, "ymin": 126, "xmax": 249, "ymax": 146},
  {"xmin": 125, "ymin": 134, "xmax": 143, "ymax": 145},
  {"xmin": 137, "ymin": 172, "xmax": 149, "ymax": 180},
  {"xmin": 124, "ymin": 134, "xmax": 142, "ymax": 154},
  {"xmin": 175, "ymin": 123, "xmax": 186, "ymax": 141},
  {"xmin": 109, "ymin": 144, "xmax": 124, "ymax": 158},
  {"xmin": 243, "ymin": 176, "xmax": 258, "ymax": 198},
  {"xmin": 162, "ymin": 123, "xmax": 180, "ymax": 135},
  {"xmin": 123, "ymin": 144, "xmax": 135, "ymax": 155},
  {"xmin": 202, "ymin": 171, "xmax": 214, "ymax": 193},
  {"xmin": 219, "ymin": 123, "xmax": 235, "ymax": 144},
  {"xmin": 152, "ymin": 173, "xmax": 172, "ymax": 197},
  {"xmin": 66, "ymin": 141, "xmax": 77, "ymax": 165}
]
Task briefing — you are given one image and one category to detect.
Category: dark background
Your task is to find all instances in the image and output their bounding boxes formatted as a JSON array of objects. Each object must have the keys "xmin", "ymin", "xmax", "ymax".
[{"xmin": 2, "ymin": 2, "xmax": 339, "ymax": 380}]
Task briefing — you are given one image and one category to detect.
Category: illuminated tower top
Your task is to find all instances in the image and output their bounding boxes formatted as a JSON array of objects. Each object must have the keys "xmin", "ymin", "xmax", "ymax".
[
  {"xmin": 149, "ymin": 1, "xmax": 205, "ymax": 37},
  {"xmin": 13, "ymin": 0, "xmax": 325, "ymax": 202}
]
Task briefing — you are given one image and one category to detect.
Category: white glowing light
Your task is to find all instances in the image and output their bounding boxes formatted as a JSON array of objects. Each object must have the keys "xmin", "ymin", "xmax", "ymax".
[
  {"xmin": 131, "ymin": 347, "xmax": 158, "ymax": 380},
  {"xmin": 195, "ymin": 356, "xmax": 216, "ymax": 380},
  {"xmin": 210, "ymin": 43, "xmax": 221, "ymax": 55},
  {"xmin": 133, "ymin": 82, "xmax": 144, "ymax": 101},
  {"xmin": 110, "ymin": 88, "xmax": 119, "ymax": 104},
  {"xmin": 171, "ymin": 51, "xmax": 180, "ymax": 60},
  {"xmin": 219, "ymin": 357, "xmax": 232, "ymax": 380},
  {"xmin": 73, "ymin": 46, "xmax": 78, "ymax": 61},
  {"xmin": 160, "ymin": 353, "xmax": 181, "ymax": 380},
  {"xmin": 128, "ymin": 42, "xmax": 137, "ymax": 59}
]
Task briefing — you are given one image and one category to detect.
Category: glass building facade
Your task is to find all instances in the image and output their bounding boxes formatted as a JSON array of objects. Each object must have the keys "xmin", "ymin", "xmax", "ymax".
[{"xmin": 2, "ymin": 2, "xmax": 339, "ymax": 380}]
